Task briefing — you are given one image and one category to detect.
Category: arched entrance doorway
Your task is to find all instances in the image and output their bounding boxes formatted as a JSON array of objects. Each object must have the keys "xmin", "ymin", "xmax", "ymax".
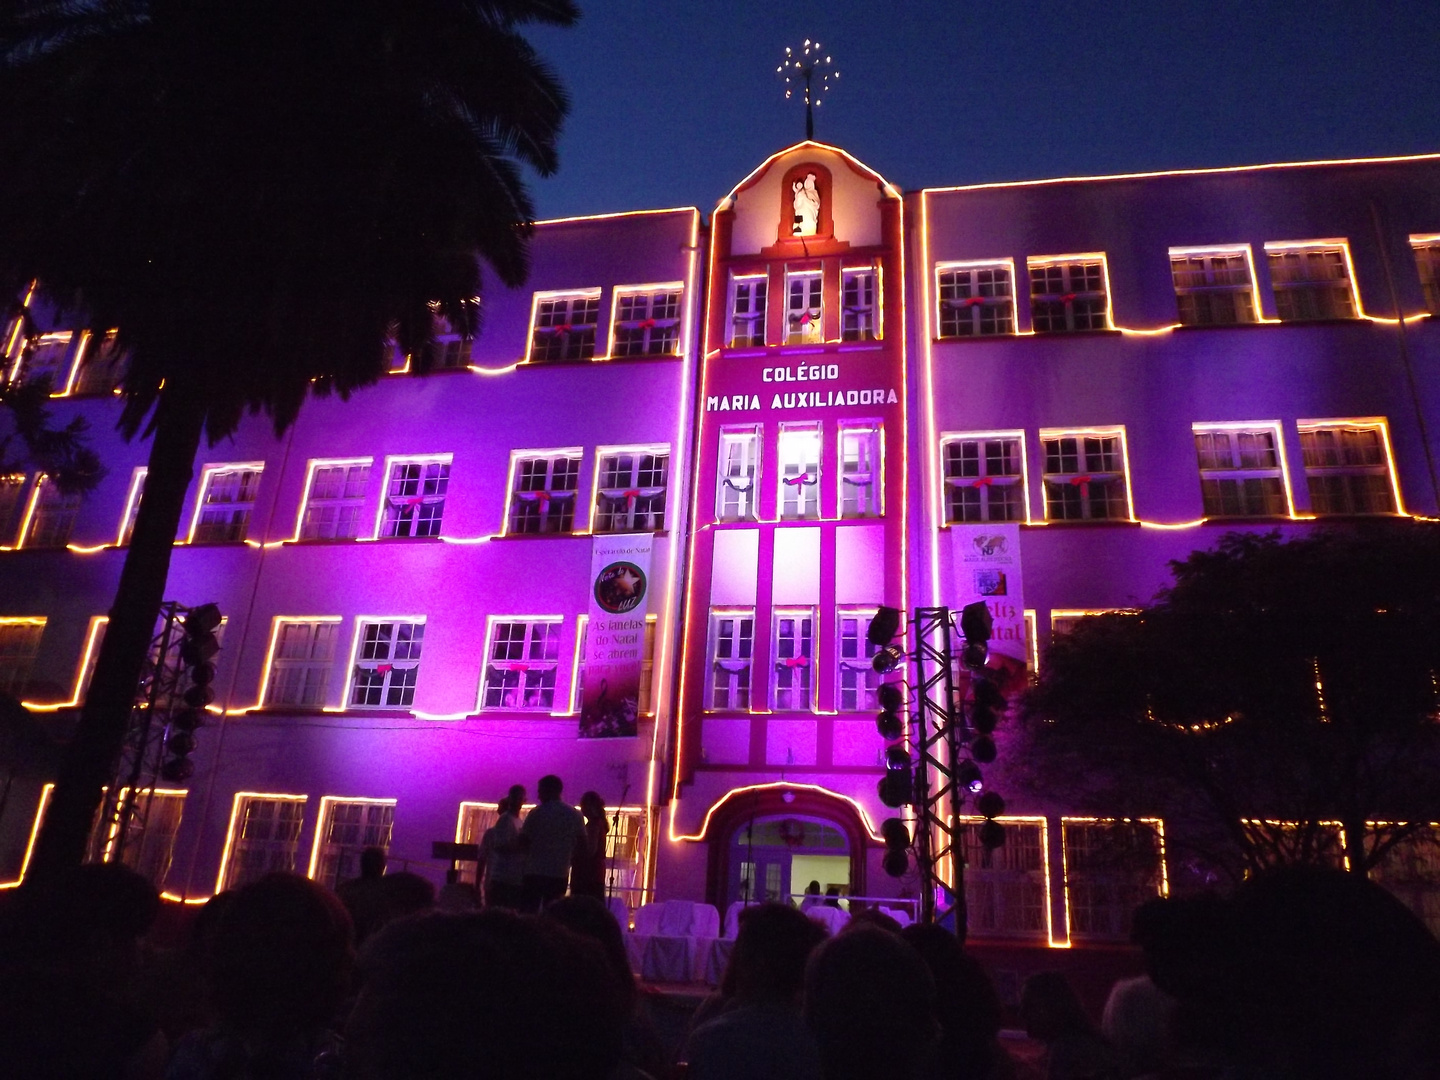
[{"xmin": 701, "ymin": 786, "xmax": 870, "ymax": 909}]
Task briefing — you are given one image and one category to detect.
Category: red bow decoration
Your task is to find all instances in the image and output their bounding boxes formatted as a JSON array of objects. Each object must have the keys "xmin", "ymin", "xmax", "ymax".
[
  {"xmin": 533, "ymin": 490, "xmax": 551, "ymax": 504},
  {"xmin": 506, "ymin": 663, "xmax": 530, "ymax": 673},
  {"xmin": 638, "ymin": 318, "xmax": 656, "ymax": 329},
  {"xmin": 376, "ymin": 664, "xmax": 392, "ymax": 675},
  {"xmin": 799, "ymin": 311, "xmax": 812, "ymax": 325},
  {"xmin": 782, "ymin": 656, "xmax": 810, "ymax": 668},
  {"xmin": 1069, "ymin": 475, "xmax": 1092, "ymax": 486},
  {"xmin": 405, "ymin": 496, "xmax": 425, "ymax": 508},
  {"xmin": 1061, "ymin": 293, "xmax": 1077, "ymax": 303},
  {"xmin": 966, "ymin": 297, "xmax": 985, "ymax": 307},
  {"xmin": 556, "ymin": 323, "xmax": 573, "ymax": 333}
]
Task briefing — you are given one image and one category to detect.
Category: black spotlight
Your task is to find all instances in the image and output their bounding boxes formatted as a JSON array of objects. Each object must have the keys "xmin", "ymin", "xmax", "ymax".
[
  {"xmin": 876, "ymin": 682, "xmax": 905, "ymax": 740},
  {"xmin": 976, "ymin": 790, "xmax": 1005, "ymax": 819},
  {"xmin": 971, "ymin": 679, "xmax": 1006, "ymax": 733},
  {"xmin": 960, "ymin": 600, "xmax": 993, "ymax": 644},
  {"xmin": 978, "ymin": 818, "xmax": 1006, "ymax": 851},
  {"xmin": 881, "ymin": 816, "xmax": 911, "ymax": 878},
  {"xmin": 971, "ymin": 734, "xmax": 997, "ymax": 764},
  {"xmin": 872, "ymin": 643, "xmax": 906, "ymax": 674},
  {"xmin": 878, "ymin": 770, "xmax": 913, "ymax": 808},
  {"xmin": 956, "ymin": 759, "xmax": 983, "ymax": 793},
  {"xmin": 867, "ymin": 606, "xmax": 903, "ymax": 647},
  {"xmin": 884, "ymin": 745, "xmax": 911, "ymax": 771}
]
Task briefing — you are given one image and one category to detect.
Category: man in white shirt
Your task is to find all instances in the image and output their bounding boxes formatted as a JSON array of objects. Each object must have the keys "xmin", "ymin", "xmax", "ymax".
[
  {"xmin": 478, "ymin": 784, "xmax": 525, "ymax": 909},
  {"xmin": 519, "ymin": 774, "xmax": 585, "ymax": 912}
]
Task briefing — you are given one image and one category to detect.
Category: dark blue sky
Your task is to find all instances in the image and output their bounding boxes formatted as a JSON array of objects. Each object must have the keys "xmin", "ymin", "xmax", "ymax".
[{"xmin": 524, "ymin": 0, "xmax": 1439, "ymax": 219}]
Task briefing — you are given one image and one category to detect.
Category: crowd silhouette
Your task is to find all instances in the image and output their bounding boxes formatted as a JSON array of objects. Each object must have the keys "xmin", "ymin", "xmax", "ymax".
[{"xmin": 0, "ymin": 779, "xmax": 1438, "ymax": 1079}]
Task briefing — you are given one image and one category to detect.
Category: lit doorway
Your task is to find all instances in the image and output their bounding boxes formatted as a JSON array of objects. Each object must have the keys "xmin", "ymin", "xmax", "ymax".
[{"xmin": 729, "ymin": 814, "xmax": 850, "ymax": 908}]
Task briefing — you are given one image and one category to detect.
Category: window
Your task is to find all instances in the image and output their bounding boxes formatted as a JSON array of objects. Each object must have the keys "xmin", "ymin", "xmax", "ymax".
[
  {"xmin": 1193, "ymin": 425, "xmax": 1288, "ymax": 517},
  {"xmin": 1266, "ymin": 244, "xmax": 1356, "ymax": 321},
  {"xmin": 378, "ymin": 458, "xmax": 448, "ymax": 539},
  {"xmin": 841, "ymin": 266, "xmax": 879, "ymax": 341},
  {"xmin": 1411, "ymin": 238, "xmax": 1440, "ymax": 314},
  {"xmin": 772, "ymin": 609, "xmax": 814, "ymax": 711},
  {"xmin": 1029, "ymin": 258, "xmax": 1108, "ymax": 332},
  {"xmin": 16, "ymin": 332, "xmax": 73, "ymax": 390},
  {"xmin": 529, "ymin": 291, "xmax": 600, "ymax": 362},
  {"xmin": 1170, "ymin": 249, "xmax": 1257, "ymax": 326},
  {"xmin": 311, "ymin": 798, "xmax": 395, "ymax": 889},
  {"xmin": 264, "ymin": 619, "xmax": 340, "ymax": 707},
  {"xmin": 1, "ymin": 473, "xmax": 28, "ymax": 544},
  {"xmin": 1051, "ymin": 609, "xmax": 1136, "ymax": 638},
  {"xmin": 778, "ymin": 423, "xmax": 821, "ymax": 520},
  {"xmin": 72, "ymin": 331, "xmax": 128, "ymax": 395},
  {"xmin": 1298, "ymin": 421, "xmax": 1397, "ymax": 515},
  {"xmin": 220, "ymin": 795, "xmax": 307, "ymax": 892},
  {"xmin": 943, "ymin": 435, "xmax": 1026, "ymax": 523},
  {"xmin": 508, "ymin": 452, "xmax": 580, "ymax": 534},
  {"xmin": 838, "ymin": 611, "xmax": 881, "ymax": 712},
  {"xmin": 1041, "ymin": 431, "xmax": 1130, "ymax": 521},
  {"xmin": 574, "ymin": 615, "xmax": 658, "ymax": 714},
  {"xmin": 1063, "ymin": 819, "xmax": 1165, "ymax": 941},
  {"xmin": 729, "ymin": 275, "xmax": 768, "ymax": 347},
  {"xmin": 117, "ymin": 469, "xmax": 146, "ymax": 546},
  {"xmin": 22, "ymin": 476, "xmax": 82, "ymax": 548},
  {"xmin": 67, "ymin": 616, "xmax": 107, "ymax": 703},
  {"xmin": 1369, "ymin": 825, "xmax": 1440, "ymax": 938},
  {"xmin": 613, "ymin": 287, "xmax": 682, "ymax": 356},
  {"xmin": 839, "ymin": 423, "xmax": 881, "ymax": 518},
  {"xmin": 422, "ymin": 336, "xmax": 472, "ymax": 371},
  {"xmin": 481, "ymin": 619, "xmax": 562, "ymax": 710},
  {"xmin": 716, "ymin": 428, "xmax": 760, "ymax": 523},
  {"xmin": 90, "ymin": 788, "xmax": 187, "ymax": 887},
  {"xmin": 960, "ymin": 819, "xmax": 1049, "ymax": 939},
  {"xmin": 301, "ymin": 461, "xmax": 371, "ymax": 540},
  {"xmin": 594, "ymin": 449, "xmax": 668, "ymax": 533},
  {"xmin": 349, "ymin": 620, "xmax": 424, "ymax": 709},
  {"xmin": 937, "ymin": 263, "xmax": 1014, "ymax": 337},
  {"xmin": 0, "ymin": 618, "xmax": 45, "ymax": 697},
  {"xmin": 193, "ymin": 465, "xmax": 262, "ymax": 544},
  {"xmin": 709, "ymin": 611, "xmax": 753, "ymax": 710},
  {"xmin": 786, "ymin": 271, "xmax": 823, "ymax": 344}
]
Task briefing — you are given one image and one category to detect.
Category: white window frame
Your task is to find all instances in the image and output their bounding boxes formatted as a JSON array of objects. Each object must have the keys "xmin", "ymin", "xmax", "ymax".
[
  {"xmin": 298, "ymin": 458, "xmax": 372, "ymax": 541},
  {"xmin": 1039, "ymin": 428, "xmax": 1132, "ymax": 522},
  {"xmin": 1296, "ymin": 418, "xmax": 1401, "ymax": 516},
  {"xmin": 261, "ymin": 617, "xmax": 342, "ymax": 708},
  {"xmin": 1028, "ymin": 255, "xmax": 1111, "ymax": 332},
  {"xmin": 189, "ymin": 463, "xmax": 264, "ymax": 544},
  {"xmin": 778, "ymin": 422, "xmax": 822, "ymax": 521},
  {"xmin": 708, "ymin": 609, "xmax": 754, "ymax": 711},
  {"xmin": 1050, "ymin": 608, "xmax": 1138, "ymax": 639},
  {"xmin": 308, "ymin": 796, "xmax": 396, "ymax": 889},
  {"xmin": 89, "ymin": 786, "xmax": 188, "ymax": 887},
  {"xmin": 1264, "ymin": 241, "xmax": 1358, "ymax": 322},
  {"xmin": 0, "ymin": 472, "xmax": 26, "ymax": 547},
  {"xmin": 217, "ymin": 793, "xmax": 307, "ymax": 892},
  {"xmin": 729, "ymin": 274, "xmax": 768, "ymax": 347},
  {"xmin": 593, "ymin": 446, "xmax": 669, "ymax": 533},
  {"xmin": 936, "ymin": 261, "xmax": 1016, "ymax": 338},
  {"xmin": 72, "ymin": 330, "xmax": 128, "ymax": 396},
  {"xmin": 506, "ymin": 449, "xmax": 582, "ymax": 535},
  {"xmin": 117, "ymin": 468, "xmax": 146, "ymax": 546},
  {"xmin": 18, "ymin": 474, "xmax": 82, "ymax": 549},
  {"xmin": 610, "ymin": 283, "xmax": 683, "ymax": 357},
  {"xmin": 839, "ymin": 422, "xmax": 882, "ymax": 518},
  {"xmin": 346, "ymin": 618, "xmax": 425, "ymax": 710},
  {"xmin": 15, "ymin": 331, "xmax": 74, "ymax": 391},
  {"xmin": 841, "ymin": 265, "xmax": 881, "ymax": 342},
  {"xmin": 528, "ymin": 289, "xmax": 601, "ymax": 362},
  {"xmin": 960, "ymin": 817, "xmax": 1051, "ymax": 940},
  {"xmin": 1410, "ymin": 235, "xmax": 1440, "ymax": 314},
  {"xmin": 375, "ymin": 454, "xmax": 450, "ymax": 540},
  {"xmin": 0, "ymin": 617, "xmax": 45, "ymax": 698},
  {"xmin": 479, "ymin": 617, "xmax": 564, "ymax": 712},
  {"xmin": 837, "ymin": 609, "xmax": 881, "ymax": 713},
  {"xmin": 1061, "ymin": 818, "xmax": 1167, "ymax": 942},
  {"xmin": 1169, "ymin": 246, "xmax": 1260, "ymax": 326},
  {"xmin": 716, "ymin": 427, "xmax": 761, "ymax": 523},
  {"xmin": 772, "ymin": 608, "xmax": 816, "ymax": 712},
  {"xmin": 1192, "ymin": 422, "xmax": 1292, "ymax": 518},
  {"xmin": 785, "ymin": 270, "xmax": 823, "ymax": 344},
  {"xmin": 942, "ymin": 431, "xmax": 1029, "ymax": 524}
]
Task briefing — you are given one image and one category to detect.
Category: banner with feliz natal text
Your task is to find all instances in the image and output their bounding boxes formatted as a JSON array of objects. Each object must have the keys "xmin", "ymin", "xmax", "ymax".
[
  {"xmin": 950, "ymin": 524, "xmax": 1027, "ymax": 678},
  {"xmin": 579, "ymin": 533, "xmax": 653, "ymax": 738}
]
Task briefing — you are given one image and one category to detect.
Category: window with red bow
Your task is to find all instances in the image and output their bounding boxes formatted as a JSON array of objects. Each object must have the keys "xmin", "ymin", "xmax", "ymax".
[
  {"xmin": 838, "ymin": 611, "xmax": 881, "ymax": 712},
  {"xmin": 350, "ymin": 620, "xmax": 424, "ymax": 709},
  {"xmin": 840, "ymin": 423, "xmax": 882, "ymax": 518},
  {"xmin": 841, "ymin": 266, "xmax": 880, "ymax": 342},
  {"xmin": 508, "ymin": 452, "xmax": 581, "ymax": 534},
  {"xmin": 786, "ymin": 271, "xmax": 823, "ymax": 344},
  {"xmin": 594, "ymin": 449, "xmax": 668, "ymax": 533},
  {"xmin": 773, "ymin": 609, "xmax": 815, "ymax": 711},
  {"xmin": 380, "ymin": 458, "xmax": 449, "ymax": 538},
  {"xmin": 943, "ymin": 435, "xmax": 1026, "ymax": 523},
  {"xmin": 482, "ymin": 619, "xmax": 562, "ymax": 710},
  {"xmin": 613, "ymin": 288, "xmax": 681, "ymax": 356},
  {"xmin": 716, "ymin": 428, "xmax": 760, "ymax": 523},
  {"xmin": 937, "ymin": 264, "xmax": 1014, "ymax": 337},
  {"xmin": 529, "ymin": 292, "xmax": 601, "ymax": 361},
  {"xmin": 709, "ymin": 610, "xmax": 753, "ymax": 711},
  {"xmin": 1028, "ymin": 258, "xmax": 1108, "ymax": 332},
  {"xmin": 1041, "ymin": 432, "xmax": 1129, "ymax": 521},
  {"xmin": 729, "ymin": 275, "xmax": 768, "ymax": 347},
  {"xmin": 778, "ymin": 422, "xmax": 821, "ymax": 520}
]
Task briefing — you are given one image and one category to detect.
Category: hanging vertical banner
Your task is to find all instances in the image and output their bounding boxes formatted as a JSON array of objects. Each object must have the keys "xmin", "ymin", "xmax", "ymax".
[
  {"xmin": 579, "ymin": 533, "xmax": 654, "ymax": 738},
  {"xmin": 950, "ymin": 524, "xmax": 1027, "ymax": 672}
]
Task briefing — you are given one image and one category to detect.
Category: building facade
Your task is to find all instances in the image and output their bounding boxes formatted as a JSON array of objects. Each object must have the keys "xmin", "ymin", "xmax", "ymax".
[{"xmin": 3, "ymin": 144, "xmax": 1439, "ymax": 944}]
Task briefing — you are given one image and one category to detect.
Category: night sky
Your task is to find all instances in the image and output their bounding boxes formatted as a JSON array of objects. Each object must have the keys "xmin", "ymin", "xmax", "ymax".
[{"xmin": 524, "ymin": 0, "xmax": 1440, "ymax": 219}]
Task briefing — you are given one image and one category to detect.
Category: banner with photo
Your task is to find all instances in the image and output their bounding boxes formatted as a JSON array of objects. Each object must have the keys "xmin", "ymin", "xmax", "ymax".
[
  {"xmin": 950, "ymin": 524, "xmax": 1027, "ymax": 674},
  {"xmin": 579, "ymin": 533, "xmax": 653, "ymax": 738}
]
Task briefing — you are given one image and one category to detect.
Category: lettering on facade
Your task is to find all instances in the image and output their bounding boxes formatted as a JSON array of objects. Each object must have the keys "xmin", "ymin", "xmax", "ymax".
[{"xmin": 705, "ymin": 388, "xmax": 898, "ymax": 411}]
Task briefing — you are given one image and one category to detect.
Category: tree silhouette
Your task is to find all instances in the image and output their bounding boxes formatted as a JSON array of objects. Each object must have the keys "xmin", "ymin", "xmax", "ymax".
[{"xmin": 0, "ymin": 0, "xmax": 577, "ymax": 879}]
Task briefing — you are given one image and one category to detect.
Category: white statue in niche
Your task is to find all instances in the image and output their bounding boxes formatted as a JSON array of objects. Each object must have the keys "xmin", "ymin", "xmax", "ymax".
[{"xmin": 791, "ymin": 172, "xmax": 820, "ymax": 237}]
